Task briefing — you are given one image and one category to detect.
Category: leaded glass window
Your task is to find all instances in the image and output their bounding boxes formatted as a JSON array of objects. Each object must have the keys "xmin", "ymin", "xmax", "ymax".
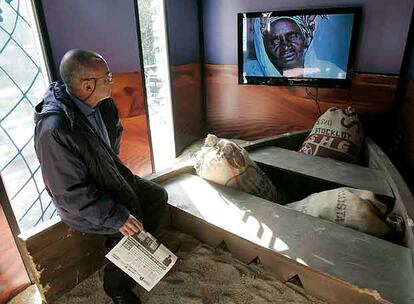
[{"xmin": 0, "ymin": 0, "xmax": 55, "ymax": 232}]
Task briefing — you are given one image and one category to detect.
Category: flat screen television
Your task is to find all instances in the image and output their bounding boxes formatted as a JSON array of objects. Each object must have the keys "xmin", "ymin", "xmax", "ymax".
[{"xmin": 238, "ymin": 7, "xmax": 361, "ymax": 87}]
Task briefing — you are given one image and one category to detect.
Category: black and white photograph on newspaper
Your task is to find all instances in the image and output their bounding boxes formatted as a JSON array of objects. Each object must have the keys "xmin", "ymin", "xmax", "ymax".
[{"xmin": 106, "ymin": 231, "xmax": 177, "ymax": 291}]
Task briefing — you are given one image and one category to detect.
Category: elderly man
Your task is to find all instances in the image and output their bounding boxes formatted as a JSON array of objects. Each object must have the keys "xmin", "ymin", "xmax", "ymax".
[{"xmin": 34, "ymin": 49, "xmax": 167, "ymax": 304}]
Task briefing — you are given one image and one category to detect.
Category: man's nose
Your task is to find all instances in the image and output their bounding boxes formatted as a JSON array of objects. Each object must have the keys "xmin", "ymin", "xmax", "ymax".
[{"xmin": 280, "ymin": 36, "xmax": 291, "ymax": 49}]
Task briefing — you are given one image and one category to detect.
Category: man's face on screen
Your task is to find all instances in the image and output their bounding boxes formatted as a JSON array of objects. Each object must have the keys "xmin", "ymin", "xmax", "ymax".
[{"xmin": 264, "ymin": 19, "xmax": 306, "ymax": 73}]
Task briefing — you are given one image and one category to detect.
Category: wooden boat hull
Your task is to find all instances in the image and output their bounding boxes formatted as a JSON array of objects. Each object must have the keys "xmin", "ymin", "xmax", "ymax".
[{"xmin": 18, "ymin": 130, "xmax": 414, "ymax": 303}]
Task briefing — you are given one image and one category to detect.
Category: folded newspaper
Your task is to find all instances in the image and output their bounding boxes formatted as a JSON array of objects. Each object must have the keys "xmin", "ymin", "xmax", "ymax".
[{"xmin": 106, "ymin": 231, "xmax": 177, "ymax": 291}]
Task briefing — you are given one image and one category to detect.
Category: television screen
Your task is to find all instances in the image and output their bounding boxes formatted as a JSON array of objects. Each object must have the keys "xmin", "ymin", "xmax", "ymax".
[{"xmin": 238, "ymin": 7, "xmax": 361, "ymax": 87}]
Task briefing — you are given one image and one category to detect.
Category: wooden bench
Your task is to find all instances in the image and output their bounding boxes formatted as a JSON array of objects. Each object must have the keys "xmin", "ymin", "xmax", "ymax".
[
  {"xmin": 163, "ymin": 173, "xmax": 414, "ymax": 304},
  {"xmin": 18, "ymin": 217, "xmax": 106, "ymax": 303},
  {"xmin": 249, "ymin": 146, "xmax": 394, "ymax": 205}
]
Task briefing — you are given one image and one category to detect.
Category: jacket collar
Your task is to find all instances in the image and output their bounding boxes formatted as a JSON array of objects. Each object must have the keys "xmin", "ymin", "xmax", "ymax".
[{"xmin": 34, "ymin": 81, "xmax": 89, "ymax": 129}]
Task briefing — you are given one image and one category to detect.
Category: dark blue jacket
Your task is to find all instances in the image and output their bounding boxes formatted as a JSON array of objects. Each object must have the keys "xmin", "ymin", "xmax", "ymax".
[{"xmin": 34, "ymin": 82, "xmax": 143, "ymax": 235}]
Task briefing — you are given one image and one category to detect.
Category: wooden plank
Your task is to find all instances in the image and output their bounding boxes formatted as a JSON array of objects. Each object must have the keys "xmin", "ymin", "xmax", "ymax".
[
  {"xmin": 364, "ymin": 138, "xmax": 414, "ymax": 252},
  {"xmin": 242, "ymin": 129, "xmax": 310, "ymax": 152},
  {"xmin": 172, "ymin": 210, "xmax": 391, "ymax": 304},
  {"xmin": 18, "ymin": 220, "xmax": 105, "ymax": 303},
  {"xmin": 19, "ymin": 218, "xmax": 70, "ymax": 256},
  {"xmin": 249, "ymin": 145, "xmax": 394, "ymax": 201},
  {"xmin": 163, "ymin": 173, "xmax": 414, "ymax": 304},
  {"xmin": 170, "ymin": 64, "xmax": 205, "ymax": 156},
  {"xmin": 31, "ymin": 234, "xmax": 105, "ymax": 283},
  {"xmin": 40, "ymin": 253, "xmax": 105, "ymax": 303}
]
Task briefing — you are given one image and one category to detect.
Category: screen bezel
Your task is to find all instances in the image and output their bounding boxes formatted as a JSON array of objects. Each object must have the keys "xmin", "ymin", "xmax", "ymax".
[{"xmin": 237, "ymin": 7, "xmax": 362, "ymax": 88}]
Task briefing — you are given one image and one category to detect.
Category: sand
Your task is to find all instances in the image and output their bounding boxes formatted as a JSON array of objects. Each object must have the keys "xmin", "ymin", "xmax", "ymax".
[{"xmin": 54, "ymin": 228, "xmax": 327, "ymax": 304}]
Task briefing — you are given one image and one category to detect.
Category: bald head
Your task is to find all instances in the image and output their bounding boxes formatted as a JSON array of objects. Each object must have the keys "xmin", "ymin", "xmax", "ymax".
[{"xmin": 59, "ymin": 49, "xmax": 107, "ymax": 92}]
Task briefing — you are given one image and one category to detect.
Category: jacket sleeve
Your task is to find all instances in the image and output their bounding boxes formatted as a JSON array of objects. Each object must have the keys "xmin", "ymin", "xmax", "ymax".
[{"xmin": 36, "ymin": 126, "xmax": 130, "ymax": 230}]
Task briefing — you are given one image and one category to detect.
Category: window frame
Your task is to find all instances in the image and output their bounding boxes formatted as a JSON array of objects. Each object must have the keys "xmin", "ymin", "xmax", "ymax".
[{"xmin": 0, "ymin": 0, "xmax": 57, "ymax": 283}]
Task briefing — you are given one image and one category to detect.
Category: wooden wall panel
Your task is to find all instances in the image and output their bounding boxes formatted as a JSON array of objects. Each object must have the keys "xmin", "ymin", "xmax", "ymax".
[
  {"xmin": 111, "ymin": 72, "xmax": 152, "ymax": 176},
  {"xmin": 119, "ymin": 115, "xmax": 152, "ymax": 175},
  {"xmin": 171, "ymin": 64, "xmax": 205, "ymax": 155},
  {"xmin": 112, "ymin": 72, "xmax": 146, "ymax": 118},
  {"xmin": 206, "ymin": 64, "xmax": 398, "ymax": 141},
  {"xmin": 0, "ymin": 203, "xmax": 30, "ymax": 303}
]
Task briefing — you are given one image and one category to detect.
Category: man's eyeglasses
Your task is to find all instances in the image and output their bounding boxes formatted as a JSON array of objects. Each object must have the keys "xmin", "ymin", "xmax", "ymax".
[{"xmin": 81, "ymin": 72, "xmax": 113, "ymax": 84}]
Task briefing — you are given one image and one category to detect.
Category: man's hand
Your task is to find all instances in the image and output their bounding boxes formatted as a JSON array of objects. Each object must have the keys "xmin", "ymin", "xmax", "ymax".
[{"xmin": 118, "ymin": 214, "xmax": 144, "ymax": 236}]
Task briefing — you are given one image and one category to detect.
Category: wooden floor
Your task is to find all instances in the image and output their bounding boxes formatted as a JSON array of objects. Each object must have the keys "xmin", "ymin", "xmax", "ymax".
[{"xmin": 0, "ymin": 203, "xmax": 30, "ymax": 303}]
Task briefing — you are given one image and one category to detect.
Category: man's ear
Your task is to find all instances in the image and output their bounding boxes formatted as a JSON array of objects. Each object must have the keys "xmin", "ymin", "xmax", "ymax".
[{"xmin": 80, "ymin": 79, "xmax": 93, "ymax": 92}]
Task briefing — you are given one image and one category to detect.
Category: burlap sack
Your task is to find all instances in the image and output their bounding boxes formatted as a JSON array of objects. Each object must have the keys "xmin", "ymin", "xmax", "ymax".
[
  {"xmin": 286, "ymin": 188, "xmax": 392, "ymax": 238},
  {"xmin": 299, "ymin": 107, "xmax": 364, "ymax": 162},
  {"xmin": 194, "ymin": 134, "xmax": 280, "ymax": 202}
]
